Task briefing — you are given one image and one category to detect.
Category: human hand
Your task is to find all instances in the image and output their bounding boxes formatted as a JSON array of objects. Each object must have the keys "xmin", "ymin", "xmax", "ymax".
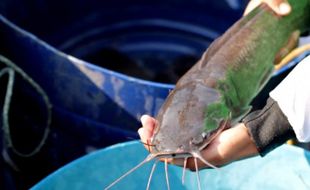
[
  {"xmin": 138, "ymin": 115, "xmax": 259, "ymax": 170},
  {"xmin": 138, "ymin": 115, "xmax": 157, "ymax": 151},
  {"xmin": 244, "ymin": 0, "xmax": 291, "ymax": 16}
]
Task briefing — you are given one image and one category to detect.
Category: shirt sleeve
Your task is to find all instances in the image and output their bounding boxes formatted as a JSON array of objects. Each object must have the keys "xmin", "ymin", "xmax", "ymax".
[
  {"xmin": 270, "ymin": 55, "xmax": 310, "ymax": 142},
  {"xmin": 243, "ymin": 97, "xmax": 295, "ymax": 156}
]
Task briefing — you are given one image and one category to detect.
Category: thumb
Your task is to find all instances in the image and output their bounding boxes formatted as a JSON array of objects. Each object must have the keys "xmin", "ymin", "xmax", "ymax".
[{"xmin": 278, "ymin": 1, "xmax": 291, "ymax": 15}]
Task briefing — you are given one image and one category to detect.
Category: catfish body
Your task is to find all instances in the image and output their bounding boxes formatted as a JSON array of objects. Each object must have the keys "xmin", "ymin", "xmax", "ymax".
[
  {"xmin": 105, "ymin": 1, "xmax": 310, "ymax": 189},
  {"xmin": 152, "ymin": 0, "xmax": 310, "ymax": 156}
]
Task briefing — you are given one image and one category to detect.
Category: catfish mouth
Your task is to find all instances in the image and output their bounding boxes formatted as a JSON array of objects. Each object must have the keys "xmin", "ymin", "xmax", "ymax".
[
  {"xmin": 150, "ymin": 141, "xmax": 193, "ymax": 159},
  {"xmin": 153, "ymin": 151, "xmax": 192, "ymax": 159}
]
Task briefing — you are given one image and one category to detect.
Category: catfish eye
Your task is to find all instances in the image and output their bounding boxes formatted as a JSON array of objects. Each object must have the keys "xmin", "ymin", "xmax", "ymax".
[{"xmin": 171, "ymin": 153, "xmax": 176, "ymax": 157}]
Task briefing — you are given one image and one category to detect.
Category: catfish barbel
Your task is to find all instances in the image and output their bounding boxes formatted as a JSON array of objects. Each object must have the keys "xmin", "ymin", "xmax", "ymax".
[{"xmin": 105, "ymin": 0, "xmax": 310, "ymax": 189}]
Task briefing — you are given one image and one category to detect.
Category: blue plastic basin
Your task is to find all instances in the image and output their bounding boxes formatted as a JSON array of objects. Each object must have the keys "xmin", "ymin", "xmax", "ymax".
[{"xmin": 31, "ymin": 141, "xmax": 310, "ymax": 190}]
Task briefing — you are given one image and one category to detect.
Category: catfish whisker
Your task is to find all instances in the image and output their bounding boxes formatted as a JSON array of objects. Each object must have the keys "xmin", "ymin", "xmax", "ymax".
[
  {"xmin": 164, "ymin": 159, "xmax": 170, "ymax": 190},
  {"xmin": 191, "ymin": 151, "xmax": 218, "ymax": 170},
  {"xmin": 146, "ymin": 160, "xmax": 158, "ymax": 190},
  {"xmin": 194, "ymin": 157, "xmax": 201, "ymax": 190},
  {"xmin": 182, "ymin": 157, "xmax": 188, "ymax": 185},
  {"xmin": 104, "ymin": 154, "xmax": 155, "ymax": 190}
]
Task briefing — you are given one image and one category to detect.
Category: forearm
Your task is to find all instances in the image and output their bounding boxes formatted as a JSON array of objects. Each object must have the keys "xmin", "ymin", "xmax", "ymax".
[
  {"xmin": 217, "ymin": 123, "xmax": 259, "ymax": 163},
  {"xmin": 186, "ymin": 123, "xmax": 259, "ymax": 169}
]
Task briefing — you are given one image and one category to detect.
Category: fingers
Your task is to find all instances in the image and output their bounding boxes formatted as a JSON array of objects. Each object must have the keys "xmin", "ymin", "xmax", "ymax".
[
  {"xmin": 138, "ymin": 115, "xmax": 156, "ymax": 140},
  {"xmin": 140, "ymin": 115, "xmax": 156, "ymax": 134},
  {"xmin": 137, "ymin": 128, "xmax": 148, "ymax": 145},
  {"xmin": 138, "ymin": 115, "xmax": 157, "ymax": 151},
  {"xmin": 278, "ymin": 1, "xmax": 291, "ymax": 15},
  {"xmin": 243, "ymin": 0, "xmax": 291, "ymax": 16}
]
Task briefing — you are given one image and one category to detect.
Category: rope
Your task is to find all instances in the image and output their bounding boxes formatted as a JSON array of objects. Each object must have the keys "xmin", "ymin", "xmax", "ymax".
[{"xmin": 0, "ymin": 54, "xmax": 52, "ymax": 157}]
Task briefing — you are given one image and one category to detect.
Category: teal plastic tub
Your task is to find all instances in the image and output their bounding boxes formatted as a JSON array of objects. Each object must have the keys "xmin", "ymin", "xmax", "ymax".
[{"xmin": 31, "ymin": 141, "xmax": 310, "ymax": 190}]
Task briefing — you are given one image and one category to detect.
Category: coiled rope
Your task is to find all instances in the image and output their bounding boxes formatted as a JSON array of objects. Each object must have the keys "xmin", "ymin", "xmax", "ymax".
[{"xmin": 0, "ymin": 54, "xmax": 52, "ymax": 157}]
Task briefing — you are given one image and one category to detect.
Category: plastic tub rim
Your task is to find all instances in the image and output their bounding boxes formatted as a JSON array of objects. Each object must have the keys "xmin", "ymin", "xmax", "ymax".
[{"xmin": 1, "ymin": 14, "xmax": 303, "ymax": 92}]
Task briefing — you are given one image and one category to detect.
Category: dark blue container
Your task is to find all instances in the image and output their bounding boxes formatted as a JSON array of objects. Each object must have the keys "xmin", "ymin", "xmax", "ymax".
[
  {"xmin": 0, "ymin": 1, "xmax": 247, "ymax": 189},
  {"xmin": 0, "ymin": 0, "xmax": 246, "ymax": 124}
]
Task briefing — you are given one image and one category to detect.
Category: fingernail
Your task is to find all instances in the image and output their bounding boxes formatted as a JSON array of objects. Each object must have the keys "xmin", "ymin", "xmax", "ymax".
[
  {"xmin": 140, "ymin": 115, "xmax": 149, "ymax": 124},
  {"xmin": 137, "ymin": 128, "xmax": 144, "ymax": 137},
  {"xmin": 279, "ymin": 3, "xmax": 291, "ymax": 15}
]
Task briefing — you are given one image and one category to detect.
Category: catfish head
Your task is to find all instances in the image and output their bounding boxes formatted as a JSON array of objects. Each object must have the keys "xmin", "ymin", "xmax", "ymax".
[{"xmin": 151, "ymin": 80, "xmax": 228, "ymax": 161}]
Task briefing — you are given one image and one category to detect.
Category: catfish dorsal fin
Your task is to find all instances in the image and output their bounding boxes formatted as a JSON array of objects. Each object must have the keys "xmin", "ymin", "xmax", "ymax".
[{"xmin": 198, "ymin": 37, "xmax": 224, "ymax": 69}]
